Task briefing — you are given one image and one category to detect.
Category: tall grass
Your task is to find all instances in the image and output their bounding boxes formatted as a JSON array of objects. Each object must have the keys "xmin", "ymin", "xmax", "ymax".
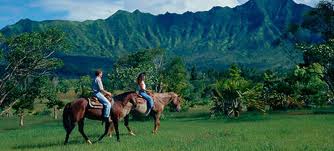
[{"xmin": 0, "ymin": 107, "xmax": 333, "ymax": 151}]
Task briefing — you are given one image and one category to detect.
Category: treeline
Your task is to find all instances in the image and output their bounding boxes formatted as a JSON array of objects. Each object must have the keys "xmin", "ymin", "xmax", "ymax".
[{"xmin": 71, "ymin": 47, "xmax": 331, "ymax": 116}]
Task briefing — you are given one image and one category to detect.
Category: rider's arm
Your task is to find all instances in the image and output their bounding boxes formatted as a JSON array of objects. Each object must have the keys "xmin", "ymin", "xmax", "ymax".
[{"xmin": 139, "ymin": 81, "xmax": 146, "ymax": 90}]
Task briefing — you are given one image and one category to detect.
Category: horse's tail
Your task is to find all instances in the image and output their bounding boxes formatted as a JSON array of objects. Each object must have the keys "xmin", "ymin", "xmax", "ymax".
[{"xmin": 62, "ymin": 103, "xmax": 73, "ymax": 132}]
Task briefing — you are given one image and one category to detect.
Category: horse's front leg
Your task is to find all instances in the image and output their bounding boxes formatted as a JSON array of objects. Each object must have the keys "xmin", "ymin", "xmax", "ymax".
[
  {"xmin": 124, "ymin": 115, "xmax": 135, "ymax": 136},
  {"xmin": 152, "ymin": 112, "xmax": 161, "ymax": 134},
  {"xmin": 112, "ymin": 116, "xmax": 120, "ymax": 142}
]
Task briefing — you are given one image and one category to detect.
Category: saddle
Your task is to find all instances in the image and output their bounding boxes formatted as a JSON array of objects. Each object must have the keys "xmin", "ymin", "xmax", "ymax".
[
  {"xmin": 87, "ymin": 97, "xmax": 103, "ymax": 109},
  {"xmin": 136, "ymin": 97, "xmax": 146, "ymax": 104},
  {"xmin": 87, "ymin": 96, "xmax": 115, "ymax": 109}
]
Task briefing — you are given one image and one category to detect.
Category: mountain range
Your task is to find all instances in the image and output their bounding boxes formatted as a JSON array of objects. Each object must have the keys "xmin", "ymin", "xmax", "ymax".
[{"xmin": 0, "ymin": 0, "xmax": 313, "ymax": 76}]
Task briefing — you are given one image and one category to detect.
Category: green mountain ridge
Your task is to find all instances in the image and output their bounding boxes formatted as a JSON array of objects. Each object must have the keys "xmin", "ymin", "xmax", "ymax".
[{"xmin": 0, "ymin": 0, "xmax": 313, "ymax": 72}]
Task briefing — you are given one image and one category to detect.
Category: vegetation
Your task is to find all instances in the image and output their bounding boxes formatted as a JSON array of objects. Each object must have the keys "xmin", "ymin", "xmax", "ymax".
[
  {"xmin": 0, "ymin": 108, "xmax": 334, "ymax": 151},
  {"xmin": 0, "ymin": 29, "xmax": 67, "ymax": 125},
  {"xmin": 211, "ymin": 65, "xmax": 251, "ymax": 117},
  {"xmin": 108, "ymin": 48, "xmax": 165, "ymax": 91},
  {"xmin": 162, "ymin": 57, "xmax": 192, "ymax": 101},
  {"xmin": 43, "ymin": 77, "xmax": 65, "ymax": 120},
  {"xmin": 302, "ymin": 0, "xmax": 334, "ymax": 41},
  {"xmin": 0, "ymin": 29, "xmax": 66, "ymax": 108}
]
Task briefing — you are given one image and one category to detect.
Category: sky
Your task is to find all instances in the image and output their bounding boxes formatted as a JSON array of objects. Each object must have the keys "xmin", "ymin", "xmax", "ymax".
[{"xmin": 0, "ymin": 0, "xmax": 321, "ymax": 29}]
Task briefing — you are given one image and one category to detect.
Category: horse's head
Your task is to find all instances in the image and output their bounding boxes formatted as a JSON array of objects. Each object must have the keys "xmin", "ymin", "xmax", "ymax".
[
  {"xmin": 171, "ymin": 93, "xmax": 182, "ymax": 112},
  {"xmin": 116, "ymin": 92, "xmax": 137, "ymax": 108},
  {"xmin": 128, "ymin": 93, "xmax": 138, "ymax": 108}
]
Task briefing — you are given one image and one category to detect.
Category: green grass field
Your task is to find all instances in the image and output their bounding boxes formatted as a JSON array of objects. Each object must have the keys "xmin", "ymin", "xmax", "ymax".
[{"xmin": 0, "ymin": 107, "xmax": 334, "ymax": 151}]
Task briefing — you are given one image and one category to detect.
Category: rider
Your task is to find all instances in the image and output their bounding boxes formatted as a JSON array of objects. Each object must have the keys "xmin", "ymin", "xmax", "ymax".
[
  {"xmin": 92, "ymin": 69, "xmax": 113, "ymax": 122},
  {"xmin": 137, "ymin": 72, "xmax": 154, "ymax": 116}
]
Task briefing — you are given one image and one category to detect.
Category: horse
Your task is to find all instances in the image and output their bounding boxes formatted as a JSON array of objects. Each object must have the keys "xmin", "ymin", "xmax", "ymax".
[
  {"xmin": 62, "ymin": 91, "xmax": 138, "ymax": 144},
  {"xmin": 108, "ymin": 92, "xmax": 181, "ymax": 136}
]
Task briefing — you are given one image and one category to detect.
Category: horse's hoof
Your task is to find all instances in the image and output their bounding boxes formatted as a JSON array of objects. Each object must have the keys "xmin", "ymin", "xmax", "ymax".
[
  {"xmin": 86, "ymin": 140, "xmax": 92, "ymax": 144},
  {"xmin": 108, "ymin": 134, "xmax": 112, "ymax": 138},
  {"xmin": 129, "ymin": 132, "xmax": 136, "ymax": 136}
]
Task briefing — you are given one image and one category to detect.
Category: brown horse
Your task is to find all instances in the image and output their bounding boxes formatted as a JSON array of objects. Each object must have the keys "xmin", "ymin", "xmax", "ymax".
[
  {"xmin": 108, "ymin": 92, "xmax": 181, "ymax": 136},
  {"xmin": 62, "ymin": 91, "xmax": 137, "ymax": 144}
]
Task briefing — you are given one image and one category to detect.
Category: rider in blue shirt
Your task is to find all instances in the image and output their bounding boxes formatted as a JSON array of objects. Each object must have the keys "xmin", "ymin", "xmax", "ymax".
[{"xmin": 92, "ymin": 69, "xmax": 113, "ymax": 122}]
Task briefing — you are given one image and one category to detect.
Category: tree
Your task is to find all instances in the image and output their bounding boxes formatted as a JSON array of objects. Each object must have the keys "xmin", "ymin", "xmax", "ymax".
[
  {"xmin": 162, "ymin": 57, "xmax": 191, "ymax": 100},
  {"xmin": 57, "ymin": 79, "xmax": 72, "ymax": 94},
  {"xmin": 261, "ymin": 64, "xmax": 329, "ymax": 110},
  {"xmin": 189, "ymin": 65, "xmax": 210, "ymax": 104},
  {"xmin": 294, "ymin": 0, "xmax": 334, "ymax": 99},
  {"xmin": 261, "ymin": 70, "xmax": 292, "ymax": 110},
  {"xmin": 302, "ymin": 0, "xmax": 334, "ymax": 40},
  {"xmin": 42, "ymin": 77, "xmax": 64, "ymax": 119},
  {"xmin": 108, "ymin": 48, "xmax": 165, "ymax": 91},
  {"xmin": 190, "ymin": 65, "xmax": 198, "ymax": 81},
  {"xmin": 297, "ymin": 40, "xmax": 334, "ymax": 94},
  {"xmin": 211, "ymin": 64, "xmax": 250, "ymax": 117},
  {"xmin": 0, "ymin": 29, "xmax": 67, "ymax": 115},
  {"xmin": 291, "ymin": 63, "xmax": 329, "ymax": 106},
  {"xmin": 283, "ymin": 0, "xmax": 334, "ymax": 108},
  {"xmin": 11, "ymin": 76, "xmax": 48, "ymax": 126},
  {"xmin": 75, "ymin": 75, "xmax": 92, "ymax": 98}
]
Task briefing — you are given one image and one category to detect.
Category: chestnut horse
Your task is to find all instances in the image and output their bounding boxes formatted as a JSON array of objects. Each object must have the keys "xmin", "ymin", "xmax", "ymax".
[
  {"xmin": 108, "ymin": 92, "xmax": 181, "ymax": 136},
  {"xmin": 62, "ymin": 91, "xmax": 137, "ymax": 144}
]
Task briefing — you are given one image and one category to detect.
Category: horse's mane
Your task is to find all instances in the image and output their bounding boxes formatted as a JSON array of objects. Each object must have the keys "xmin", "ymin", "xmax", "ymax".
[{"xmin": 113, "ymin": 91, "xmax": 136, "ymax": 102}]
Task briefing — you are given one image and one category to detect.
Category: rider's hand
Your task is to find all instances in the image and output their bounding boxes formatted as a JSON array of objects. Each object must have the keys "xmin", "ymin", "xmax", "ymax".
[{"xmin": 107, "ymin": 92, "xmax": 112, "ymax": 96}]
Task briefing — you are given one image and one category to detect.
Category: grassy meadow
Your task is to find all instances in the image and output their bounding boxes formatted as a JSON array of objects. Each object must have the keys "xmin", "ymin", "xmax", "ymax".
[{"xmin": 0, "ymin": 106, "xmax": 334, "ymax": 151}]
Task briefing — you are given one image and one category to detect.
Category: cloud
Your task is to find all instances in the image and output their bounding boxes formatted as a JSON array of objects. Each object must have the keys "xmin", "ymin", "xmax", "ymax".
[
  {"xmin": 34, "ymin": 0, "xmax": 240, "ymax": 21},
  {"xmin": 237, "ymin": 0, "xmax": 249, "ymax": 4},
  {"xmin": 33, "ymin": 0, "xmax": 320, "ymax": 21},
  {"xmin": 34, "ymin": 0, "xmax": 124, "ymax": 21},
  {"xmin": 293, "ymin": 0, "xmax": 320, "ymax": 6}
]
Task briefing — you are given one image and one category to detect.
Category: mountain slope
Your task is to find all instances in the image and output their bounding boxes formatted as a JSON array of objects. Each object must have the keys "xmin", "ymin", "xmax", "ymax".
[{"xmin": 0, "ymin": 0, "xmax": 312, "ymax": 71}]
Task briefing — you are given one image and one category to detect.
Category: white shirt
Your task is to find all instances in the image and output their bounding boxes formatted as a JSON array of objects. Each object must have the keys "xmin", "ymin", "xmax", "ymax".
[{"xmin": 141, "ymin": 81, "xmax": 146, "ymax": 90}]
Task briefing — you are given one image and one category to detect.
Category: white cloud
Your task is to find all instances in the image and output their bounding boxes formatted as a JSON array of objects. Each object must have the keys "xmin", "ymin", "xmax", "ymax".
[
  {"xmin": 293, "ymin": 0, "xmax": 320, "ymax": 6},
  {"xmin": 237, "ymin": 0, "xmax": 249, "ymax": 4},
  {"xmin": 34, "ymin": 0, "xmax": 240, "ymax": 21},
  {"xmin": 34, "ymin": 0, "xmax": 319, "ymax": 21},
  {"xmin": 35, "ymin": 0, "xmax": 124, "ymax": 20}
]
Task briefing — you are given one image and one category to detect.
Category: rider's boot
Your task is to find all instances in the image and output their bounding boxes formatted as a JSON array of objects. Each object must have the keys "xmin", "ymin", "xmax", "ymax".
[
  {"xmin": 105, "ymin": 116, "xmax": 112, "ymax": 123},
  {"xmin": 102, "ymin": 116, "xmax": 112, "ymax": 124}
]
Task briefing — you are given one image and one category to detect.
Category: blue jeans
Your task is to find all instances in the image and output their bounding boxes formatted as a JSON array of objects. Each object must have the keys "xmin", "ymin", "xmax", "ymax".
[
  {"xmin": 94, "ymin": 92, "xmax": 112, "ymax": 118},
  {"xmin": 139, "ymin": 90, "xmax": 154, "ymax": 110}
]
